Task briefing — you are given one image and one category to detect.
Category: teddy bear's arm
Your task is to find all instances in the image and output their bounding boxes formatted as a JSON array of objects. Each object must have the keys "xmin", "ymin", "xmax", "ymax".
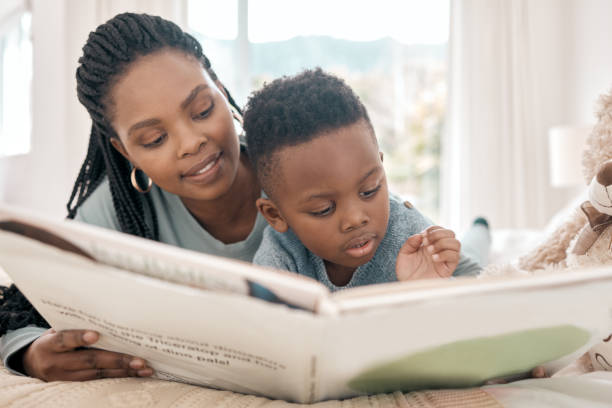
[{"xmin": 518, "ymin": 208, "xmax": 586, "ymax": 271}]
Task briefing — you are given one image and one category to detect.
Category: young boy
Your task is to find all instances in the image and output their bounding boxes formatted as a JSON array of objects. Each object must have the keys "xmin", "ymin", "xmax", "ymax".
[{"xmin": 243, "ymin": 68, "xmax": 482, "ymax": 291}]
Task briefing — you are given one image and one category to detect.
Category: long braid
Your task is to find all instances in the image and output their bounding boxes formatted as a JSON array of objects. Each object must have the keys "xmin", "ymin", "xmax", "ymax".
[{"xmin": 1, "ymin": 12, "xmax": 242, "ymax": 335}]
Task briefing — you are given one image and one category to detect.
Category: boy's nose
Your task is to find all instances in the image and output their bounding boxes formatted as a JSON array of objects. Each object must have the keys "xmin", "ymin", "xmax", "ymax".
[{"xmin": 340, "ymin": 206, "xmax": 369, "ymax": 232}]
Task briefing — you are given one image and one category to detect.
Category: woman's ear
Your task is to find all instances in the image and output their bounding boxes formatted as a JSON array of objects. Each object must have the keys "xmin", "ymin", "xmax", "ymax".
[
  {"xmin": 379, "ymin": 151, "xmax": 384, "ymax": 162},
  {"xmin": 256, "ymin": 197, "xmax": 289, "ymax": 233},
  {"xmin": 110, "ymin": 137, "xmax": 131, "ymax": 161}
]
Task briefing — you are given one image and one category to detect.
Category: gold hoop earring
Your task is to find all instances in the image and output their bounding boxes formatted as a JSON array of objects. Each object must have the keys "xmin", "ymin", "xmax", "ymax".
[{"xmin": 130, "ymin": 167, "xmax": 152, "ymax": 193}]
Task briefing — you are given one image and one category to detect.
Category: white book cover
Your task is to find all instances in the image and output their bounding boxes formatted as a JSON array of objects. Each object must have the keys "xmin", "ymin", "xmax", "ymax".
[{"xmin": 1, "ymin": 204, "xmax": 611, "ymax": 403}]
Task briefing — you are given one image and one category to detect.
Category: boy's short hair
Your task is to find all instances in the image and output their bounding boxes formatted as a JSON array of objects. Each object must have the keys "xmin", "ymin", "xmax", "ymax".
[{"xmin": 243, "ymin": 68, "xmax": 373, "ymax": 196}]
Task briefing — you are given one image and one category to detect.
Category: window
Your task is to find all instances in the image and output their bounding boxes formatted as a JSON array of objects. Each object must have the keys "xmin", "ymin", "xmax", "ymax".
[
  {"xmin": 0, "ymin": 10, "xmax": 32, "ymax": 156},
  {"xmin": 188, "ymin": 0, "xmax": 449, "ymax": 219}
]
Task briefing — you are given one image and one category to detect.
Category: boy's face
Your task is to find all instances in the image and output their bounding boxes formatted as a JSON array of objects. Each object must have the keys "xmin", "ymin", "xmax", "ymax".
[{"xmin": 259, "ymin": 119, "xmax": 390, "ymax": 273}]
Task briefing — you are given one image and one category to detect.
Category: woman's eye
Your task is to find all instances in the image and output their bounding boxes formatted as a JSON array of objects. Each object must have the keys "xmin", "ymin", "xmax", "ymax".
[
  {"xmin": 193, "ymin": 104, "xmax": 214, "ymax": 120},
  {"xmin": 310, "ymin": 203, "xmax": 335, "ymax": 217},
  {"xmin": 360, "ymin": 185, "xmax": 381, "ymax": 198},
  {"xmin": 143, "ymin": 133, "xmax": 167, "ymax": 148}
]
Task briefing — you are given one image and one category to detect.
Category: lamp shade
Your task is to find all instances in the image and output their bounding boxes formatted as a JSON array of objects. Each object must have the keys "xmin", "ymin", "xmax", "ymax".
[{"xmin": 548, "ymin": 125, "xmax": 592, "ymax": 187}]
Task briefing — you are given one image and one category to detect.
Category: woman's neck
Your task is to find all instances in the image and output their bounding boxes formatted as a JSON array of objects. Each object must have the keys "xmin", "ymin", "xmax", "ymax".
[{"xmin": 181, "ymin": 153, "xmax": 260, "ymax": 244}]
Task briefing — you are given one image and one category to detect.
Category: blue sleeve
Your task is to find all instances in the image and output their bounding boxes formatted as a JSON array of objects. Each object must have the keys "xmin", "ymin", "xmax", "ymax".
[
  {"xmin": 453, "ymin": 254, "xmax": 482, "ymax": 277},
  {"xmin": 252, "ymin": 227, "xmax": 298, "ymax": 273},
  {"xmin": 1, "ymin": 326, "xmax": 47, "ymax": 375}
]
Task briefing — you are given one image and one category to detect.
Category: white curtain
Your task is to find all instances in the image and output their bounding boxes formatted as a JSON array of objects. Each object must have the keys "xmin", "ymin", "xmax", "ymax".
[
  {"xmin": 442, "ymin": 0, "xmax": 550, "ymax": 231},
  {"xmin": 0, "ymin": 0, "xmax": 28, "ymax": 37}
]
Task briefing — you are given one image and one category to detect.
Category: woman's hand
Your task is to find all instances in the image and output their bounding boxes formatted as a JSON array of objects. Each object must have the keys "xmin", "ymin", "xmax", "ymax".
[
  {"xmin": 22, "ymin": 329, "xmax": 153, "ymax": 381},
  {"xmin": 396, "ymin": 226, "xmax": 461, "ymax": 281}
]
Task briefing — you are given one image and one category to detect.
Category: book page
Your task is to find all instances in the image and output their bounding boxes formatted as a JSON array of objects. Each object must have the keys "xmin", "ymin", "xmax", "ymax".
[
  {"xmin": 0, "ymin": 204, "xmax": 330, "ymax": 313},
  {"xmin": 0, "ymin": 229, "xmax": 321, "ymax": 403}
]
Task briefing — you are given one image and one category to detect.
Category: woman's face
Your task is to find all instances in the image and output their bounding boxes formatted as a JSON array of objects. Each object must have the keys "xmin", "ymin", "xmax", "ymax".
[{"xmin": 108, "ymin": 49, "xmax": 241, "ymax": 202}]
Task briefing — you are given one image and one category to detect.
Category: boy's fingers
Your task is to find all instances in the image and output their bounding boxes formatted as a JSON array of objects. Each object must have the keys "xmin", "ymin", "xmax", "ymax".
[
  {"xmin": 45, "ymin": 330, "xmax": 99, "ymax": 352},
  {"xmin": 423, "ymin": 225, "xmax": 444, "ymax": 235},
  {"xmin": 425, "ymin": 228, "xmax": 456, "ymax": 242},
  {"xmin": 427, "ymin": 238, "xmax": 461, "ymax": 254},
  {"xmin": 435, "ymin": 263, "xmax": 452, "ymax": 278},
  {"xmin": 432, "ymin": 249, "xmax": 461, "ymax": 264},
  {"xmin": 400, "ymin": 234, "xmax": 423, "ymax": 253}
]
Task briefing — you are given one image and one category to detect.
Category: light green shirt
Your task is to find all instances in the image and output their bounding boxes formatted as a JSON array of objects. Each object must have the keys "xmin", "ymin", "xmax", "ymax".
[{"xmin": 75, "ymin": 178, "xmax": 267, "ymax": 262}]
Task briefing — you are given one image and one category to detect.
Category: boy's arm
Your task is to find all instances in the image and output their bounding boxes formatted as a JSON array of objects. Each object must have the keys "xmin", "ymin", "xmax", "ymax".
[{"xmin": 453, "ymin": 254, "xmax": 482, "ymax": 277}]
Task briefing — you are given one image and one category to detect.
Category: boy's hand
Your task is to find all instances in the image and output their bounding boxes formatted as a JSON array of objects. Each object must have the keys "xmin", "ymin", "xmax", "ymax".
[{"xmin": 396, "ymin": 226, "xmax": 461, "ymax": 281}]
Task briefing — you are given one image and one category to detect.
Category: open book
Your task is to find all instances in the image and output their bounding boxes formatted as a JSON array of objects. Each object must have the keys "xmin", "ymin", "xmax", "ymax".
[{"xmin": 1, "ymin": 204, "xmax": 611, "ymax": 403}]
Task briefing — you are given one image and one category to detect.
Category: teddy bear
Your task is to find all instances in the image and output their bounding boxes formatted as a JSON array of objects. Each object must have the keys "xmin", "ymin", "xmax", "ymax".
[
  {"xmin": 518, "ymin": 88, "xmax": 612, "ymax": 272},
  {"xmin": 516, "ymin": 87, "xmax": 612, "ymax": 372}
]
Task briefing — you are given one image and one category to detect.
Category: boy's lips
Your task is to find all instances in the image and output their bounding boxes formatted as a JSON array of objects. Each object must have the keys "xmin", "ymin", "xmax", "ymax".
[{"xmin": 343, "ymin": 233, "xmax": 377, "ymax": 259}]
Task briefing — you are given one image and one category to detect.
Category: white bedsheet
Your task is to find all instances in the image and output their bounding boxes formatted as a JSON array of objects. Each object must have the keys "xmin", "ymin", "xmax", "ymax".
[{"xmin": 486, "ymin": 371, "xmax": 612, "ymax": 407}]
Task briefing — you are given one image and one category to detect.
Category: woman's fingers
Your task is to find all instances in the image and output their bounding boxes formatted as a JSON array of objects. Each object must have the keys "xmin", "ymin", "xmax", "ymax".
[
  {"xmin": 43, "ymin": 330, "xmax": 99, "ymax": 352},
  {"xmin": 62, "ymin": 367, "xmax": 154, "ymax": 381},
  {"xmin": 62, "ymin": 349, "xmax": 146, "ymax": 372}
]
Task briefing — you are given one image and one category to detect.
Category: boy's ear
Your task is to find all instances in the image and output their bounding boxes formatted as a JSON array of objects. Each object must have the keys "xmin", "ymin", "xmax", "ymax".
[
  {"xmin": 379, "ymin": 151, "xmax": 384, "ymax": 162},
  {"xmin": 256, "ymin": 197, "xmax": 289, "ymax": 233},
  {"xmin": 110, "ymin": 137, "xmax": 131, "ymax": 161}
]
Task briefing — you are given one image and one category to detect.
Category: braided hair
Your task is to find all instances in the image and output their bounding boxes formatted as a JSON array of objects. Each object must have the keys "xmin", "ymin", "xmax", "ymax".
[{"xmin": 0, "ymin": 13, "xmax": 243, "ymax": 336}]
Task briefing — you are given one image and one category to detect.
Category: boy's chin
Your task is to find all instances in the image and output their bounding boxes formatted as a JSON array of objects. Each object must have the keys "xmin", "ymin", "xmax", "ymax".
[{"xmin": 338, "ymin": 253, "xmax": 377, "ymax": 270}]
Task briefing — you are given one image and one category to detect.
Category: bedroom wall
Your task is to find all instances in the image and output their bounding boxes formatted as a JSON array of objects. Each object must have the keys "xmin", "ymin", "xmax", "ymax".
[{"xmin": 565, "ymin": 0, "xmax": 612, "ymax": 125}]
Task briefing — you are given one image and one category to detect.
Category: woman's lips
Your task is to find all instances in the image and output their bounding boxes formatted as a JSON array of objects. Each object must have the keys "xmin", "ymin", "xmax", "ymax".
[{"xmin": 182, "ymin": 151, "xmax": 222, "ymax": 182}]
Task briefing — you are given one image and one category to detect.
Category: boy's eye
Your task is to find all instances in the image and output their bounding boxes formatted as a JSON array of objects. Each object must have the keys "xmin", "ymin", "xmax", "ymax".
[
  {"xmin": 193, "ymin": 103, "xmax": 214, "ymax": 120},
  {"xmin": 310, "ymin": 203, "xmax": 335, "ymax": 217},
  {"xmin": 143, "ymin": 133, "xmax": 167, "ymax": 148},
  {"xmin": 360, "ymin": 184, "xmax": 381, "ymax": 199}
]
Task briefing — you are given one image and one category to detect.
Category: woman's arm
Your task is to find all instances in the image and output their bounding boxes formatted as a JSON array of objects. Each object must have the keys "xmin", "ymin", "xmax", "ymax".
[{"xmin": 1, "ymin": 326, "xmax": 46, "ymax": 375}]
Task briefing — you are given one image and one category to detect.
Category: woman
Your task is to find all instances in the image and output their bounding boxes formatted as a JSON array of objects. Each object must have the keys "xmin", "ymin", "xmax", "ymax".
[{"xmin": 0, "ymin": 12, "xmax": 265, "ymax": 381}]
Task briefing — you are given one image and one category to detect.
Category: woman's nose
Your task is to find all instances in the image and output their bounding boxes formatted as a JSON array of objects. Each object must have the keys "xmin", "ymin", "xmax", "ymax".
[{"xmin": 177, "ymin": 122, "xmax": 207, "ymax": 158}]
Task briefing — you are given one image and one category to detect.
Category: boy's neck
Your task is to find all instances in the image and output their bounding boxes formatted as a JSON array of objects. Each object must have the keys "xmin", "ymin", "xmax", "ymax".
[{"xmin": 323, "ymin": 261, "xmax": 357, "ymax": 287}]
